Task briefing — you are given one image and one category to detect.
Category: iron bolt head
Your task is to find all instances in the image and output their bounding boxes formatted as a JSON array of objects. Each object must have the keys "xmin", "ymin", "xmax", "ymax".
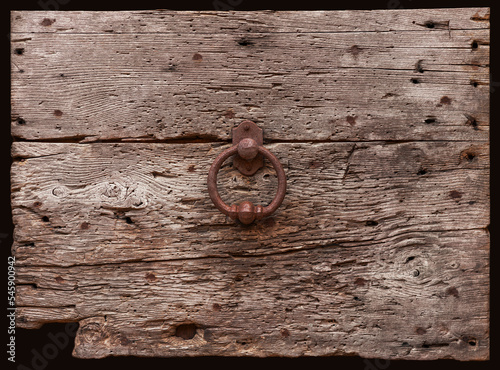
[{"xmin": 237, "ymin": 138, "xmax": 259, "ymax": 160}]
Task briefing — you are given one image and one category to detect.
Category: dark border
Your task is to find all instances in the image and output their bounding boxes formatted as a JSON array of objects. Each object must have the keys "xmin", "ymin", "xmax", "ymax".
[{"xmin": 3, "ymin": 1, "xmax": 496, "ymax": 369}]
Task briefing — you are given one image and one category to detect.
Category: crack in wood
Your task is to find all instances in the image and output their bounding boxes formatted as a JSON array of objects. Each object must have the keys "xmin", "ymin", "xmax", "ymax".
[{"xmin": 342, "ymin": 144, "xmax": 357, "ymax": 181}]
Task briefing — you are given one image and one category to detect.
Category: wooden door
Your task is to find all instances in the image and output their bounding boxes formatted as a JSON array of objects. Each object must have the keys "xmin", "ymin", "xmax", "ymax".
[{"xmin": 10, "ymin": 9, "xmax": 489, "ymax": 360}]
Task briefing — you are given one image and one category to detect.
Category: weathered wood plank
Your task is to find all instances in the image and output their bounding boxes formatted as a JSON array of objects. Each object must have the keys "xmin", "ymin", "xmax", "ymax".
[
  {"xmin": 10, "ymin": 9, "xmax": 489, "ymax": 361},
  {"xmin": 11, "ymin": 13, "xmax": 489, "ymax": 142},
  {"xmin": 11, "ymin": 141, "xmax": 488, "ymax": 267},
  {"xmin": 15, "ymin": 229, "xmax": 488, "ymax": 360},
  {"xmin": 10, "ymin": 9, "xmax": 490, "ymax": 34}
]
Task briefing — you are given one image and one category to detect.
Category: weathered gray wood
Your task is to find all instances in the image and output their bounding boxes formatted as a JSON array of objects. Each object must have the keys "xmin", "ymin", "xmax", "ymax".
[
  {"xmin": 14, "ymin": 229, "xmax": 489, "ymax": 360},
  {"xmin": 10, "ymin": 11, "xmax": 489, "ymax": 142},
  {"xmin": 10, "ymin": 9, "xmax": 490, "ymax": 33},
  {"xmin": 11, "ymin": 141, "xmax": 489, "ymax": 266},
  {"xmin": 11, "ymin": 140, "xmax": 489, "ymax": 360},
  {"xmin": 11, "ymin": 9, "xmax": 489, "ymax": 361}
]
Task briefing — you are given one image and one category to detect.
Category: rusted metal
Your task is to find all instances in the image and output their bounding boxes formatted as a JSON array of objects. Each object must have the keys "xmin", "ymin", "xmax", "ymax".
[
  {"xmin": 207, "ymin": 121, "xmax": 286, "ymax": 225},
  {"xmin": 232, "ymin": 120, "xmax": 263, "ymax": 176}
]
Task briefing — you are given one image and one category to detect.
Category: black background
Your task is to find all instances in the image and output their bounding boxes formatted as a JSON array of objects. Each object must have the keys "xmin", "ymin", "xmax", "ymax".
[{"xmin": 2, "ymin": 0, "xmax": 497, "ymax": 369}]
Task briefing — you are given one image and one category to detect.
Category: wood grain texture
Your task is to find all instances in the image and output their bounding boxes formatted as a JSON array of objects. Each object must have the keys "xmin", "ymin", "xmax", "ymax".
[
  {"xmin": 10, "ymin": 9, "xmax": 489, "ymax": 360},
  {"xmin": 11, "ymin": 10, "xmax": 489, "ymax": 142},
  {"xmin": 10, "ymin": 9, "xmax": 490, "ymax": 33},
  {"xmin": 11, "ymin": 141, "xmax": 489, "ymax": 266}
]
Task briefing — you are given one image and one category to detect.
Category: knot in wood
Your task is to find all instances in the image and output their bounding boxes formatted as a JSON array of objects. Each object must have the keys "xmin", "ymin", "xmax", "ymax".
[{"xmin": 103, "ymin": 182, "xmax": 122, "ymax": 198}]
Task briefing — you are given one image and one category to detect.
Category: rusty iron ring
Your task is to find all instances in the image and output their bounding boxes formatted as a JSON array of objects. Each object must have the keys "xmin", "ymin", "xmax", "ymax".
[{"xmin": 207, "ymin": 141, "xmax": 286, "ymax": 224}]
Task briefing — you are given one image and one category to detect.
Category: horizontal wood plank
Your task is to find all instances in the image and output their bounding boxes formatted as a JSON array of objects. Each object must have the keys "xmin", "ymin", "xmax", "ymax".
[
  {"xmin": 11, "ymin": 141, "xmax": 489, "ymax": 266},
  {"xmin": 15, "ymin": 229, "xmax": 488, "ymax": 360},
  {"xmin": 11, "ymin": 9, "xmax": 490, "ymax": 34},
  {"xmin": 11, "ymin": 12, "xmax": 489, "ymax": 142}
]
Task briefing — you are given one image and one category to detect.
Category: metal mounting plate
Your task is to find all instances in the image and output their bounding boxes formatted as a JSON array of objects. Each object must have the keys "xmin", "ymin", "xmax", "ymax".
[{"xmin": 232, "ymin": 120, "xmax": 264, "ymax": 176}]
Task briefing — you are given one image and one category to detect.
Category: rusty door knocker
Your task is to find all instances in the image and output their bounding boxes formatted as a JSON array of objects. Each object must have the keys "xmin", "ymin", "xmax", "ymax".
[{"xmin": 207, "ymin": 121, "xmax": 286, "ymax": 224}]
